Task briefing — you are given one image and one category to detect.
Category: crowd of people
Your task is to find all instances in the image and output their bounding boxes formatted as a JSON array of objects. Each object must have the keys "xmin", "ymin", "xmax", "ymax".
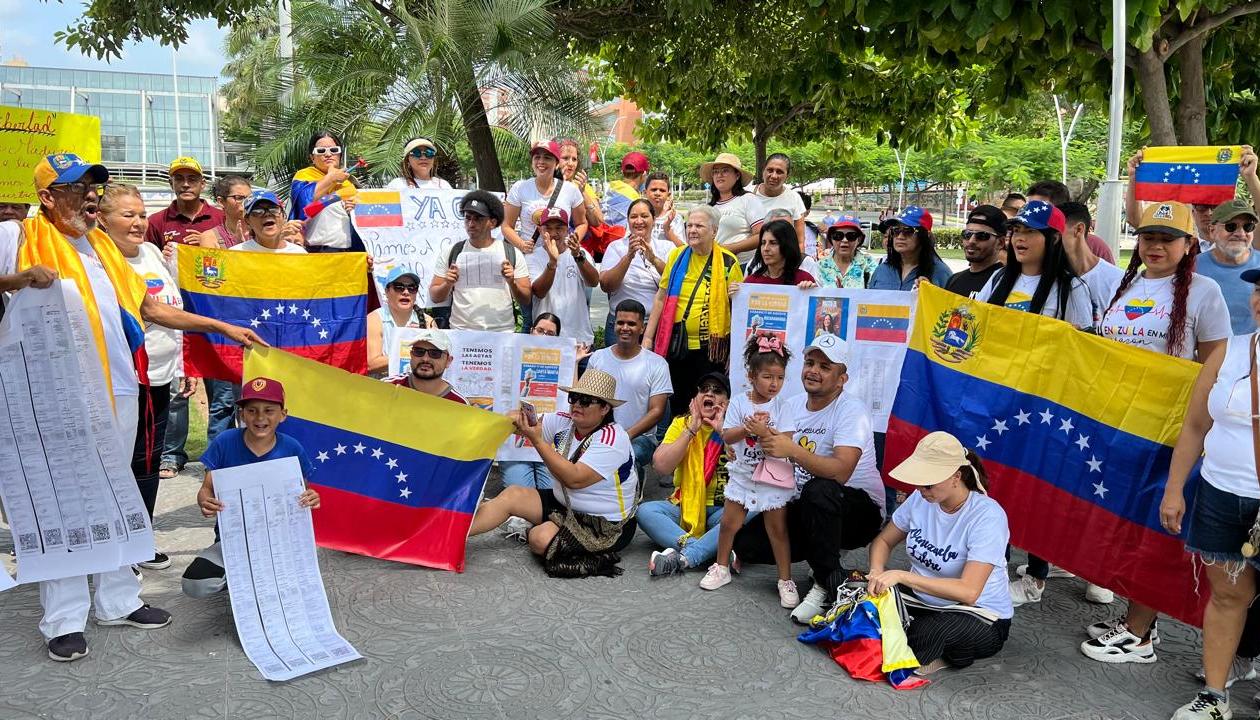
[{"xmin": 1, "ymin": 135, "xmax": 1259, "ymax": 719}]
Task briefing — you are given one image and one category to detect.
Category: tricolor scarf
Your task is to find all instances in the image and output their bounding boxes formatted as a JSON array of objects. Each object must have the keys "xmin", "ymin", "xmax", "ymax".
[
  {"xmin": 290, "ymin": 166, "xmax": 356, "ymax": 221},
  {"xmin": 670, "ymin": 421, "xmax": 724, "ymax": 539},
  {"xmin": 19, "ymin": 213, "xmax": 149, "ymax": 392},
  {"xmin": 652, "ymin": 245, "xmax": 733, "ymax": 363}
]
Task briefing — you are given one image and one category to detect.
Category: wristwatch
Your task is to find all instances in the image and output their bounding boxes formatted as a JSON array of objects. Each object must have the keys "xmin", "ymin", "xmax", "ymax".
[{"xmin": 574, "ymin": 251, "xmax": 587, "ymax": 263}]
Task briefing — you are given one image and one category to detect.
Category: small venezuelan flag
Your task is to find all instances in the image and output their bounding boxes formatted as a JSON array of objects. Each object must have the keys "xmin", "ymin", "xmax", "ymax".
[
  {"xmin": 178, "ymin": 247, "xmax": 368, "ymax": 381},
  {"xmin": 885, "ymin": 285, "xmax": 1206, "ymax": 626},
  {"xmin": 1133, "ymin": 145, "xmax": 1243, "ymax": 205},
  {"xmin": 855, "ymin": 303, "xmax": 910, "ymax": 343},
  {"xmin": 354, "ymin": 190, "xmax": 404, "ymax": 227},
  {"xmin": 244, "ymin": 347, "xmax": 514, "ymax": 572}
]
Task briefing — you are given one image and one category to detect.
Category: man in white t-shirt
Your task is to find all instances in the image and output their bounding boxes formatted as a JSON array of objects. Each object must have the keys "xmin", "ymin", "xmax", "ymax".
[
  {"xmin": 735, "ymin": 333, "xmax": 885, "ymax": 623},
  {"xmin": 531, "ymin": 206, "xmax": 596, "ymax": 345},
  {"xmin": 429, "ymin": 191, "xmax": 531, "ymax": 332},
  {"xmin": 586, "ymin": 299, "xmax": 672, "ymax": 474}
]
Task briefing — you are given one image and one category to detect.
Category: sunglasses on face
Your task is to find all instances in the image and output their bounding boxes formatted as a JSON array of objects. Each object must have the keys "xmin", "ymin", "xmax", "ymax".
[
  {"xmin": 568, "ymin": 393, "xmax": 606, "ymax": 408},
  {"xmin": 247, "ymin": 206, "xmax": 283, "ymax": 218},
  {"xmin": 408, "ymin": 147, "xmax": 437, "ymax": 159},
  {"xmin": 410, "ymin": 347, "xmax": 446, "ymax": 359},
  {"xmin": 1223, "ymin": 221, "xmax": 1257, "ymax": 234},
  {"xmin": 697, "ymin": 383, "xmax": 725, "ymax": 395},
  {"xmin": 830, "ymin": 231, "xmax": 863, "ymax": 242},
  {"xmin": 312, "ymin": 146, "xmax": 343, "ymax": 156},
  {"xmin": 388, "ymin": 282, "xmax": 418, "ymax": 293},
  {"xmin": 889, "ymin": 226, "xmax": 915, "ymax": 238},
  {"xmin": 961, "ymin": 230, "xmax": 996, "ymax": 241}
]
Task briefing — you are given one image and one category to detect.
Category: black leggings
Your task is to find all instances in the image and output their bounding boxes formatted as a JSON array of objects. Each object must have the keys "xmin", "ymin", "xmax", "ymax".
[
  {"xmin": 131, "ymin": 383, "xmax": 171, "ymax": 520},
  {"xmin": 906, "ymin": 606, "xmax": 1011, "ymax": 667}
]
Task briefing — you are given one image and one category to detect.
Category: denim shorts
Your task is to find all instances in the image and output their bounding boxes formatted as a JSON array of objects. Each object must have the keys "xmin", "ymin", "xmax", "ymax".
[{"xmin": 1185, "ymin": 478, "xmax": 1260, "ymax": 570}]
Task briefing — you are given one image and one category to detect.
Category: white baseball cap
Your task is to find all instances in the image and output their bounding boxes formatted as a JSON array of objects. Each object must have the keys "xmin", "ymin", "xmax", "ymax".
[
  {"xmin": 410, "ymin": 329, "xmax": 451, "ymax": 354},
  {"xmin": 802, "ymin": 333, "xmax": 849, "ymax": 365}
]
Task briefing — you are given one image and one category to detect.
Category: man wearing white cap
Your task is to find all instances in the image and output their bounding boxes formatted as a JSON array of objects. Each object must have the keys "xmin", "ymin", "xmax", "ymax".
[
  {"xmin": 736, "ymin": 333, "xmax": 885, "ymax": 623},
  {"xmin": 392, "ymin": 330, "xmax": 467, "ymax": 404}
]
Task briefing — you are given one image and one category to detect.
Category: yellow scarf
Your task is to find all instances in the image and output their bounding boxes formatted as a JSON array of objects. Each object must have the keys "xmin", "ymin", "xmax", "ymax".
[
  {"xmin": 19, "ymin": 212, "xmax": 148, "ymax": 396},
  {"xmin": 703, "ymin": 246, "xmax": 732, "ymax": 362},
  {"xmin": 293, "ymin": 166, "xmax": 356, "ymax": 199},
  {"xmin": 677, "ymin": 420, "xmax": 724, "ymax": 538}
]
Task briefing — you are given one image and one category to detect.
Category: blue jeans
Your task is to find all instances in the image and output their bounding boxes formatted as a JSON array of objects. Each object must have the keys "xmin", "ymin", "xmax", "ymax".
[
  {"xmin": 1186, "ymin": 477, "xmax": 1260, "ymax": 570},
  {"xmin": 631, "ymin": 433, "xmax": 658, "ymax": 477},
  {"xmin": 205, "ymin": 380, "xmax": 240, "ymax": 444},
  {"xmin": 500, "ymin": 461, "xmax": 554, "ymax": 490},
  {"xmin": 637, "ymin": 501, "xmax": 729, "ymax": 568},
  {"xmin": 161, "ymin": 385, "xmax": 189, "ymax": 468},
  {"xmin": 602, "ymin": 312, "xmax": 615, "ymax": 349}
]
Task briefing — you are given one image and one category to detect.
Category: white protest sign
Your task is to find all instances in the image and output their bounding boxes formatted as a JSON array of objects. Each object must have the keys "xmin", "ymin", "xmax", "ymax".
[
  {"xmin": 389, "ymin": 329, "xmax": 578, "ymax": 461},
  {"xmin": 730, "ymin": 286, "xmax": 916, "ymax": 432}
]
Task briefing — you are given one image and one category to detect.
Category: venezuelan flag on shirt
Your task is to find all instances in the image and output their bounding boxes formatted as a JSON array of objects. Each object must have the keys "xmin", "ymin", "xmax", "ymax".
[
  {"xmin": 1133, "ymin": 145, "xmax": 1243, "ymax": 205},
  {"xmin": 244, "ymin": 347, "xmax": 514, "ymax": 572},
  {"xmin": 885, "ymin": 285, "xmax": 1206, "ymax": 626},
  {"xmin": 177, "ymin": 247, "xmax": 368, "ymax": 381}
]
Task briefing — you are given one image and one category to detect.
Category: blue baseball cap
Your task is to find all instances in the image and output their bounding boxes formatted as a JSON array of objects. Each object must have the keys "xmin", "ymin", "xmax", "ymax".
[
  {"xmin": 34, "ymin": 153, "xmax": 108, "ymax": 190},
  {"xmin": 385, "ymin": 266, "xmax": 420, "ymax": 285},
  {"xmin": 885, "ymin": 205, "xmax": 933, "ymax": 232},
  {"xmin": 244, "ymin": 189, "xmax": 284, "ymax": 213},
  {"xmin": 1009, "ymin": 200, "xmax": 1066, "ymax": 234},
  {"xmin": 1242, "ymin": 268, "xmax": 1260, "ymax": 284}
]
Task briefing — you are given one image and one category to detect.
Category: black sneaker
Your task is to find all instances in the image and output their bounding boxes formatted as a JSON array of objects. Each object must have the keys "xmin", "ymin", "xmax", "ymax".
[
  {"xmin": 138, "ymin": 552, "xmax": 171, "ymax": 570},
  {"xmin": 96, "ymin": 604, "xmax": 172, "ymax": 629},
  {"xmin": 48, "ymin": 632, "xmax": 88, "ymax": 662}
]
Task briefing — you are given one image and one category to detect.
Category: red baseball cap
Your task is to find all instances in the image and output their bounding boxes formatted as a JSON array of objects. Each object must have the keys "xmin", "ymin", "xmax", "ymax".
[
  {"xmin": 237, "ymin": 377, "xmax": 286, "ymax": 406},
  {"xmin": 531, "ymin": 206, "xmax": 570, "ymax": 226},
  {"xmin": 529, "ymin": 140, "xmax": 561, "ymax": 162},
  {"xmin": 621, "ymin": 151, "xmax": 649, "ymax": 173}
]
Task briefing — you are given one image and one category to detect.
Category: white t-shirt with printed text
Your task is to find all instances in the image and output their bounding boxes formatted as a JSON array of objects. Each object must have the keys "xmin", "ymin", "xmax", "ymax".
[
  {"xmin": 599, "ymin": 236, "xmax": 676, "ymax": 313},
  {"xmin": 1097, "ymin": 273, "xmax": 1230, "ymax": 359},
  {"xmin": 713, "ymin": 194, "xmax": 765, "ymax": 264},
  {"xmin": 723, "ymin": 391, "xmax": 796, "ymax": 486},
  {"xmin": 435, "ymin": 240, "xmax": 529, "ymax": 333},
  {"xmin": 783, "ymin": 392, "xmax": 885, "ymax": 512},
  {"xmin": 541, "ymin": 412, "xmax": 638, "ymax": 521},
  {"xmin": 68, "ymin": 234, "xmax": 138, "ymax": 398},
  {"xmin": 587, "ymin": 346, "xmax": 672, "ymax": 436},
  {"xmin": 534, "ymin": 250, "xmax": 594, "ymax": 345},
  {"xmin": 976, "ymin": 270, "xmax": 1095, "ymax": 329},
  {"xmin": 506, "ymin": 179, "xmax": 585, "ymax": 279},
  {"xmin": 126, "ymin": 243, "xmax": 183, "ymax": 386}
]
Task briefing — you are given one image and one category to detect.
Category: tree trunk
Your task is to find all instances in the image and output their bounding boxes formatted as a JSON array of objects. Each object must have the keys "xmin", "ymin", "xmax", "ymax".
[
  {"xmin": 1134, "ymin": 48, "xmax": 1179, "ymax": 145},
  {"xmin": 1174, "ymin": 34, "xmax": 1209, "ymax": 145},
  {"xmin": 454, "ymin": 68, "xmax": 505, "ymax": 192},
  {"xmin": 753, "ymin": 118, "xmax": 769, "ymax": 180}
]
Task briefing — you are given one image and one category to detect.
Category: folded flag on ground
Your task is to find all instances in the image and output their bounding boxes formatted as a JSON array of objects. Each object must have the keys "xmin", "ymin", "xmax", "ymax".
[
  {"xmin": 798, "ymin": 584, "xmax": 927, "ymax": 690},
  {"xmin": 1133, "ymin": 145, "xmax": 1243, "ymax": 205},
  {"xmin": 885, "ymin": 285, "xmax": 1206, "ymax": 625}
]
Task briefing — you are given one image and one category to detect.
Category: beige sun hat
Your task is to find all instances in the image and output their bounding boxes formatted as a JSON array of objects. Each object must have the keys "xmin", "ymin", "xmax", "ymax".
[
  {"xmin": 699, "ymin": 152, "xmax": 754, "ymax": 186},
  {"xmin": 889, "ymin": 431, "xmax": 970, "ymax": 486},
  {"xmin": 559, "ymin": 368, "xmax": 625, "ymax": 407}
]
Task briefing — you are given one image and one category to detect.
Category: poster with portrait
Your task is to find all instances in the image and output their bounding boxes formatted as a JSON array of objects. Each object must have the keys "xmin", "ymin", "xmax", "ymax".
[{"xmin": 730, "ymin": 287, "xmax": 916, "ymax": 432}]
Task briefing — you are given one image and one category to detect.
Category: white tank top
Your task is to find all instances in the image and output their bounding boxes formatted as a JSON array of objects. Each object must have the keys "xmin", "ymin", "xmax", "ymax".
[{"xmin": 1203, "ymin": 333, "xmax": 1260, "ymax": 498}]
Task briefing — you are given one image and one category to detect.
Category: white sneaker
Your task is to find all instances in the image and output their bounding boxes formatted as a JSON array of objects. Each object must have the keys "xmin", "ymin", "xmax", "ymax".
[
  {"xmin": 791, "ymin": 585, "xmax": 830, "ymax": 625},
  {"xmin": 1084, "ymin": 583, "xmax": 1115, "ymax": 604},
  {"xmin": 778, "ymin": 579, "xmax": 800, "ymax": 608},
  {"xmin": 1009, "ymin": 575, "xmax": 1045, "ymax": 606},
  {"xmin": 1080, "ymin": 622, "xmax": 1157, "ymax": 664},
  {"xmin": 1171, "ymin": 690, "xmax": 1233, "ymax": 719},
  {"xmin": 1195, "ymin": 656, "xmax": 1257, "ymax": 688},
  {"xmin": 1015, "ymin": 563, "xmax": 1075, "ymax": 579},
  {"xmin": 699, "ymin": 563, "xmax": 732, "ymax": 591},
  {"xmin": 1086, "ymin": 617, "xmax": 1161, "ymax": 645},
  {"xmin": 499, "ymin": 516, "xmax": 532, "ymax": 543}
]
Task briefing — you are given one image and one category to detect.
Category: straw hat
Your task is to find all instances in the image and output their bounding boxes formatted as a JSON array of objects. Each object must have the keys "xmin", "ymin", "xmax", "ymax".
[
  {"xmin": 889, "ymin": 432, "xmax": 969, "ymax": 486},
  {"xmin": 559, "ymin": 369, "xmax": 625, "ymax": 407},
  {"xmin": 699, "ymin": 152, "xmax": 754, "ymax": 186}
]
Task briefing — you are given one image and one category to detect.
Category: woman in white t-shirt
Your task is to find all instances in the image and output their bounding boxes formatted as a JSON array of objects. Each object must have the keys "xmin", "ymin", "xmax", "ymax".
[
  {"xmin": 384, "ymin": 137, "xmax": 454, "ymax": 191},
  {"xmin": 1160, "ymin": 282, "xmax": 1260, "ymax": 717},
  {"xmin": 502, "ymin": 141, "xmax": 588, "ymax": 301},
  {"xmin": 467, "ymin": 369, "xmax": 638, "ymax": 577},
  {"xmin": 977, "ymin": 200, "xmax": 1093, "ymax": 328},
  {"xmin": 868, "ymin": 432, "xmax": 1013, "ymax": 675},
  {"xmin": 753, "ymin": 154, "xmax": 807, "ymax": 251},
  {"xmin": 599, "ymin": 198, "xmax": 674, "ymax": 341},
  {"xmin": 700, "ymin": 152, "xmax": 764, "ymax": 263},
  {"xmin": 100, "ymin": 183, "xmax": 193, "ymax": 568}
]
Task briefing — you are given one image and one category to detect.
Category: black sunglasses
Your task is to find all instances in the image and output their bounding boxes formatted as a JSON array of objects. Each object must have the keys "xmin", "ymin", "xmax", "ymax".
[
  {"xmin": 408, "ymin": 147, "xmax": 437, "ymax": 159},
  {"xmin": 410, "ymin": 347, "xmax": 446, "ymax": 359},
  {"xmin": 568, "ymin": 393, "xmax": 606, "ymax": 408},
  {"xmin": 888, "ymin": 226, "xmax": 916, "ymax": 237},
  {"xmin": 1223, "ymin": 221, "xmax": 1257, "ymax": 234},
  {"xmin": 697, "ymin": 382, "xmax": 726, "ymax": 395},
  {"xmin": 961, "ymin": 230, "xmax": 996, "ymax": 241},
  {"xmin": 388, "ymin": 282, "xmax": 419, "ymax": 293},
  {"xmin": 829, "ymin": 231, "xmax": 863, "ymax": 242}
]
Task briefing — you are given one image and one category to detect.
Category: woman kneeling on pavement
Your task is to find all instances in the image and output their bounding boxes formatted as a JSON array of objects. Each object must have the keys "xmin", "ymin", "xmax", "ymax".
[
  {"xmin": 867, "ymin": 432, "xmax": 1014, "ymax": 675},
  {"xmin": 467, "ymin": 369, "xmax": 640, "ymax": 577},
  {"xmin": 639, "ymin": 372, "xmax": 732, "ymax": 576}
]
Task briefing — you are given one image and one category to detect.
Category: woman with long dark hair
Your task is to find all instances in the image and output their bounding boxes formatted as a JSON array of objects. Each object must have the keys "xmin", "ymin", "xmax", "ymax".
[
  {"xmin": 869, "ymin": 206, "xmax": 951, "ymax": 290},
  {"xmin": 700, "ymin": 152, "xmax": 764, "ymax": 263},
  {"xmin": 290, "ymin": 130, "xmax": 356, "ymax": 220},
  {"xmin": 976, "ymin": 201, "xmax": 1093, "ymax": 328},
  {"xmin": 744, "ymin": 220, "xmax": 816, "ymax": 286},
  {"xmin": 386, "ymin": 137, "xmax": 453, "ymax": 190}
]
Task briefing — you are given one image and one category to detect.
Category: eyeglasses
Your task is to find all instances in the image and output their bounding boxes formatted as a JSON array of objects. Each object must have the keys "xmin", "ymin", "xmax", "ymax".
[
  {"xmin": 408, "ymin": 147, "xmax": 437, "ymax": 159},
  {"xmin": 463, "ymin": 213, "xmax": 490, "ymax": 222},
  {"xmin": 247, "ymin": 206, "xmax": 284, "ymax": 218},
  {"xmin": 531, "ymin": 327, "xmax": 558, "ymax": 336},
  {"xmin": 568, "ymin": 393, "xmax": 606, "ymax": 408},
  {"xmin": 410, "ymin": 347, "xmax": 446, "ymax": 359},
  {"xmin": 1223, "ymin": 221, "xmax": 1257, "ymax": 234},
  {"xmin": 50, "ymin": 181, "xmax": 105, "ymax": 196},
  {"xmin": 312, "ymin": 146, "xmax": 343, "ymax": 156},
  {"xmin": 961, "ymin": 230, "xmax": 996, "ymax": 241},
  {"xmin": 388, "ymin": 283, "xmax": 418, "ymax": 294},
  {"xmin": 830, "ymin": 231, "xmax": 863, "ymax": 242},
  {"xmin": 889, "ymin": 227, "xmax": 916, "ymax": 238},
  {"xmin": 225, "ymin": 194, "xmax": 250, "ymax": 203}
]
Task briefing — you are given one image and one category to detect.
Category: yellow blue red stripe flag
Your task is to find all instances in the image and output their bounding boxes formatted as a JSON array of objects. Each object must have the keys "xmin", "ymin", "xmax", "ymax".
[
  {"xmin": 886, "ymin": 285, "xmax": 1206, "ymax": 625},
  {"xmin": 1134, "ymin": 145, "xmax": 1243, "ymax": 205}
]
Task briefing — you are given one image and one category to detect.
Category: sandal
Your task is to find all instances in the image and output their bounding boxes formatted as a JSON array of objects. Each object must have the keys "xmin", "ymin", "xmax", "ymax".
[{"xmin": 159, "ymin": 466, "xmax": 178, "ymax": 479}]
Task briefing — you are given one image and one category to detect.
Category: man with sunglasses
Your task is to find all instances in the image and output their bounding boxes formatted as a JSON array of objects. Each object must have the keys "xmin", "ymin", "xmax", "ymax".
[
  {"xmin": 391, "ymin": 330, "xmax": 467, "ymax": 404},
  {"xmin": 1197, "ymin": 199, "xmax": 1260, "ymax": 335},
  {"xmin": 234, "ymin": 191, "xmax": 306, "ymax": 254},
  {"xmin": 946, "ymin": 205, "xmax": 1006, "ymax": 297},
  {"xmin": 430, "ymin": 190, "xmax": 531, "ymax": 332},
  {"xmin": 144, "ymin": 156, "xmax": 225, "ymax": 250}
]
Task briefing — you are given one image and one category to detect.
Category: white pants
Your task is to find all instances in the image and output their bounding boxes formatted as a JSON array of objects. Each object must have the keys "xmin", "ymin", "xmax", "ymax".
[{"xmin": 38, "ymin": 394, "xmax": 145, "ymax": 640}]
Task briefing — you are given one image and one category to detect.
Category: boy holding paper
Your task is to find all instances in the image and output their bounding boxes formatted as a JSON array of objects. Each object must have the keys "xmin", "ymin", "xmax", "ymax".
[{"xmin": 181, "ymin": 377, "xmax": 320, "ymax": 597}]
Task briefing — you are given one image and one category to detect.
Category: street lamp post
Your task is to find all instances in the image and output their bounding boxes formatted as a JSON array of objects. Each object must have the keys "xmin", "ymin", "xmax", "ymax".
[{"xmin": 1095, "ymin": 0, "xmax": 1128, "ymax": 257}]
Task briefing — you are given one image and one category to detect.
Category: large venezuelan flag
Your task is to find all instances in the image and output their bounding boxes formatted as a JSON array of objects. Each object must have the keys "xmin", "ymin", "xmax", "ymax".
[
  {"xmin": 1133, "ymin": 145, "xmax": 1243, "ymax": 205},
  {"xmin": 244, "ymin": 347, "xmax": 514, "ymax": 572},
  {"xmin": 885, "ymin": 285, "xmax": 1206, "ymax": 625},
  {"xmin": 178, "ymin": 247, "xmax": 368, "ymax": 381}
]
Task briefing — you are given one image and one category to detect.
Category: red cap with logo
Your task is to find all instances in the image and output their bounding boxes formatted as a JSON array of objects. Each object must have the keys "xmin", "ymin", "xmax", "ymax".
[
  {"xmin": 529, "ymin": 140, "xmax": 562, "ymax": 162},
  {"xmin": 237, "ymin": 377, "xmax": 286, "ymax": 406},
  {"xmin": 621, "ymin": 151, "xmax": 650, "ymax": 173}
]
